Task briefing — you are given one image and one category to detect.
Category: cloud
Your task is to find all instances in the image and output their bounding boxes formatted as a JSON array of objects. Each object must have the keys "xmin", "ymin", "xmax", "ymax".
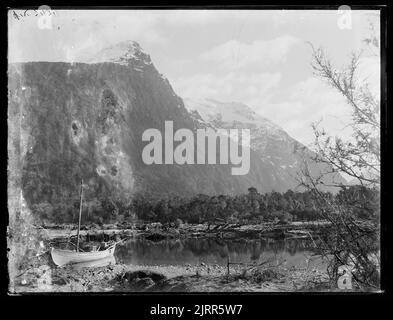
[
  {"xmin": 200, "ymin": 35, "xmax": 300, "ymax": 70},
  {"xmin": 8, "ymin": 9, "xmax": 379, "ymax": 150},
  {"xmin": 157, "ymin": 10, "xmax": 338, "ymax": 28},
  {"xmin": 357, "ymin": 56, "xmax": 380, "ymax": 98},
  {"xmin": 172, "ymin": 71, "xmax": 355, "ymax": 147},
  {"xmin": 255, "ymin": 77, "xmax": 353, "ymax": 145},
  {"xmin": 8, "ymin": 10, "xmax": 168, "ymax": 63},
  {"xmin": 172, "ymin": 72, "xmax": 282, "ymax": 104},
  {"xmin": 150, "ymin": 10, "xmax": 284, "ymax": 26}
]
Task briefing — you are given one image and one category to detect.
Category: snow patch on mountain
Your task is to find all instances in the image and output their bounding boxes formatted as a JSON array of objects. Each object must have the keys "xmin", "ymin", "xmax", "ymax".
[
  {"xmin": 182, "ymin": 97, "xmax": 346, "ymax": 192},
  {"xmin": 81, "ymin": 40, "xmax": 153, "ymax": 66},
  {"xmin": 184, "ymin": 98, "xmax": 285, "ymax": 137}
]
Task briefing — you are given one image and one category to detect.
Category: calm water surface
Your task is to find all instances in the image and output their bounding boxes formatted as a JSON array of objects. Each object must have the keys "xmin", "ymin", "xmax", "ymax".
[{"xmin": 115, "ymin": 237, "xmax": 327, "ymax": 270}]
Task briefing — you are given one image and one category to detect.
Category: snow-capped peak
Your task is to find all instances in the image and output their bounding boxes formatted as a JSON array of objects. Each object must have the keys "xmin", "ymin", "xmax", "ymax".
[
  {"xmin": 184, "ymin": 97, "xmax": 284, "ymax": 135},
  {"xmin": 84, "ymin": 40, "xmax": 152, "ymax": 66}
]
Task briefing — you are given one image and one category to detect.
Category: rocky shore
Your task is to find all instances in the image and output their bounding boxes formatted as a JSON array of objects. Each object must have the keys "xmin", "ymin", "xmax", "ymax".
[{"xmin": 12, "ymin": 257, "xmax": 331, "ymax": 293}]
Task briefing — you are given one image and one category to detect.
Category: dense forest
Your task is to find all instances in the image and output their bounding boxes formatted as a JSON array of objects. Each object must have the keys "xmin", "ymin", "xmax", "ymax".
[{"xmin": 32, "ymin": 185, "xmax": 379, "ymax": 226}]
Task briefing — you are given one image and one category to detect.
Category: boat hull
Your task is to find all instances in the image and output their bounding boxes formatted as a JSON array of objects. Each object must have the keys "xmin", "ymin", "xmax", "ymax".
[{"xmin": 51, "ymin": 246, "xmax": 116, "ymax": 267}]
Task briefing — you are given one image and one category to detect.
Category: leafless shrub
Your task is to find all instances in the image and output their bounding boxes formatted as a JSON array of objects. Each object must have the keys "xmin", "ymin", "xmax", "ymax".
[{"xmin": 299, "ymin": 21, "xmax": 381, "ymax": 290}]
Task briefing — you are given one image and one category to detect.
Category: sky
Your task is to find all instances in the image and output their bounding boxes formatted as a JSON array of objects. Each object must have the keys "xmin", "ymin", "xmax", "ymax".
[{"xmin": 8, "ymin": 9, "xmax": 380, "ymax": 147}]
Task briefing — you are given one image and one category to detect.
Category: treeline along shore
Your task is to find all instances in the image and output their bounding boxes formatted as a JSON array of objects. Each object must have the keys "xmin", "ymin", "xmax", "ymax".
[
  {"xmin": 35, "ymin": 185, "xmax": 378, "ymax": 245},
  {"xmin": 35, "ymin": 185, "xmax": 378, "ymax": 229}
]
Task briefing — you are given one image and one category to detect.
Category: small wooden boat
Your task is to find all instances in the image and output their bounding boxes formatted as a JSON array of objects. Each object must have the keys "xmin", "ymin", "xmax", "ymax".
[
  {"xmin": 50, "ymin": 179, "xmax": 120, "ymax": 267},
  {"xmin": 51, "ymin": 245, "xmax": 116, "ymax": 267}
]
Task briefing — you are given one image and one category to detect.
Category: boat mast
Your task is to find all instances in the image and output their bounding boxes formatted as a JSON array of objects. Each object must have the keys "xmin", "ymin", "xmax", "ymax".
[{"xmin": 76, "ymin": 179, "xmax": 84, "ymax": 252}]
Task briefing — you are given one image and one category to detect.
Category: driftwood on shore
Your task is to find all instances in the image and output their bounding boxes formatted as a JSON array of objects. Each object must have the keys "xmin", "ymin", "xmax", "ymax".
[{"xmin": 39, "ymin": 221, "xmax": 332, "ymax": 244}]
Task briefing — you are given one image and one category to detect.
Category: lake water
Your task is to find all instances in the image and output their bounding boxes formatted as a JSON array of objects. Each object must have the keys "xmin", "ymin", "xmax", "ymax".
[{"xmin": 115, "ymin": 237, "xmax": 327, "ymax": 270}]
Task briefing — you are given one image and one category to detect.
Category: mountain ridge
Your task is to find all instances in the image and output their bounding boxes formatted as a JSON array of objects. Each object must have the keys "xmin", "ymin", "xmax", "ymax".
[
  {"xmin": 184, "ymin": 97, "xmax": 346, "ymax": 191},
  {"xmin": 8, "ymin": 41, "xmax": 345, "ymax": 221}
]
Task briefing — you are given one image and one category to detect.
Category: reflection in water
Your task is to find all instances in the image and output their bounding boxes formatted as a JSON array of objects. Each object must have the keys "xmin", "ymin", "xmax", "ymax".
[{"xmin": 116, "ymin": 238, "xmax": 326, "ymax": 270}]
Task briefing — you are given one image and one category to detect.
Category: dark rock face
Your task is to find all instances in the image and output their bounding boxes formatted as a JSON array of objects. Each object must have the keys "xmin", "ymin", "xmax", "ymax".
[
  {"xmin": 121, "ymin": 270, "xmax": 167, "ymax": 283},
  {"xmin": 9, "ymin": 62, "xmax": 137, "ymax": 210},
  {"xmin": 114, "ymin": 270, "xmax": 169, "ymax": 292},
  {"xmin": 8, "ymin": 41, "xmax": 344, "ymax": 220},
  {"xmin": 8, "ymin": 61, "xmax": 271, "ymax": 197}
]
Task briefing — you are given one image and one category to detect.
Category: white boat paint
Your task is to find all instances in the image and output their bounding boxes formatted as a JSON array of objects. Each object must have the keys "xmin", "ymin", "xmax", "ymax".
[{"xmin": 51, "ymin": 245, "xmax": 116, "ymax": 267}]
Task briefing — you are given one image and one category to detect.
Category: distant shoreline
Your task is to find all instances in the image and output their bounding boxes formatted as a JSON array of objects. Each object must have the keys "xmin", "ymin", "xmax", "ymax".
[{"xmin": 38, "ymin": 220, "xmax": 333, "ymax": 242}]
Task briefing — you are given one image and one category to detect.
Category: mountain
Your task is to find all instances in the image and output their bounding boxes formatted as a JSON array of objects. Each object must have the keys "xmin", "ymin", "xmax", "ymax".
[
  {"xmin": 82, "ymin": 40, "xmax": 153, "ymax": 67},
  {"xmin": 184, "ymin": 98, "xmax": 346, "ymax": 191},
  {"xmin": 8, "ymin": 41, "xmax": 344, "ymax": 218}
]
